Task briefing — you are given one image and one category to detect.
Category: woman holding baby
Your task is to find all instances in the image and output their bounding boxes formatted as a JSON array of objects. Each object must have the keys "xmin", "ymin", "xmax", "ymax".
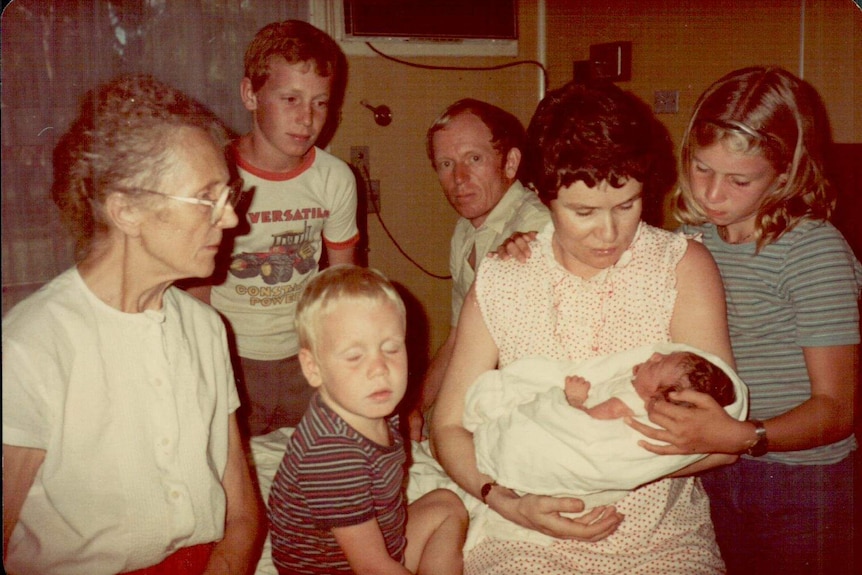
[
  {"xmin": 431, "ymin": 79, "xmax": 735, "ymax": 574},
  {"xmin": 433, "ymin": 67, "xmax": 860, "ymax": 575}
]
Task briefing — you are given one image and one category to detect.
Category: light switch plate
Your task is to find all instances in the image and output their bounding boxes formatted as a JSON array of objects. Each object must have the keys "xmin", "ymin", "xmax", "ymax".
[
  {"xmin": 589, "ymin": 41, "xmax": 632, "ymax": 82},
  {"xmin": 654, "ymin": 90, "xmax": 679, "ymax": 114}
]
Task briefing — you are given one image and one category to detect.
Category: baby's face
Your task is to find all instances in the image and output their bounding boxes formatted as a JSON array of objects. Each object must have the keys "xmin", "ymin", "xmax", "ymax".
[{"xmin": 631, "ymin": 352, "xmax": 688, "ymax": 402}]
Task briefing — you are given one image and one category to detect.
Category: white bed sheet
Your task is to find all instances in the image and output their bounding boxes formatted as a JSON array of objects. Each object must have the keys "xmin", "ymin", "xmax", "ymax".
[{"xmin": 249, "ymin": 427, "xmax": 294, "ymax": 575}]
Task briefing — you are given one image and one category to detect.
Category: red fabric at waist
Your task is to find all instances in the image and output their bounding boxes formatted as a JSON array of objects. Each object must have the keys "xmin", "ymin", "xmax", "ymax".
[{"xmin": 121, "ymin": 542, "xmax": 214, "ymax": 575}]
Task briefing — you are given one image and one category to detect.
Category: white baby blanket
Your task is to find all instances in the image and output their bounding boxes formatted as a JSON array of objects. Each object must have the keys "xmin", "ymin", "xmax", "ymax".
[{"xmin": 464, "ymin": 343, "xmax": 749, "ymax": 507}]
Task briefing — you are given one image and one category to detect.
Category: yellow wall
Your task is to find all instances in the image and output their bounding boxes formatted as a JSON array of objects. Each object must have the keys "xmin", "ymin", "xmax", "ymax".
[
  {"xmin": 803, "ymin": 0, "xmax": 862, "ymax": 141},
  {"xmin": 327, "ymin": 0, "xmax": 861, "ymax": 360},
  {"xmin": 542, "ymin": 0, "xmax": 860, "ymax": 145},
  {"xmin": 3, "ymin": 0, "xmax": 858, "ymax": 357},
  {"xmin": 327, "ymin": 1, "xmax": 544, "ymax": 365}
]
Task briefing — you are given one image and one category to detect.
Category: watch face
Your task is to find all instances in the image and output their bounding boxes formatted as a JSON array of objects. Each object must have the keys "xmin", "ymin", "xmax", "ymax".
[
  {"xmin": 481, "ymin": 481, "xmax": 497, "ymax": 503},
  {"xmin": 747, "ymin": 433, "xmax": 768, "ymax": 457},
  {"xmin": 746, "ymin": 420, "xmax": 768, "ymax": 457}
]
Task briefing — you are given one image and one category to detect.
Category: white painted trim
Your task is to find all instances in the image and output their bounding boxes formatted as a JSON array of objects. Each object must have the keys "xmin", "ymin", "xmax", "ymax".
[
  {"xmin": 537, "ymin": 0, "xmax": 547, "ymax": 99},
  {"xmin": 798, "ymin": 0, "xmax": 806, "ymax": 79}
]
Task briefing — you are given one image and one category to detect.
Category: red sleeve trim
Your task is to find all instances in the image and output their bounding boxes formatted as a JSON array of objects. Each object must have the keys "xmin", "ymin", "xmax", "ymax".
[
  {"xmin": 230, "ymin": 142, "xmax": 316, "ymax": 181},
  {"xmin": 323, "ymin": 233, "xmax": 361, "ymax": 250}
]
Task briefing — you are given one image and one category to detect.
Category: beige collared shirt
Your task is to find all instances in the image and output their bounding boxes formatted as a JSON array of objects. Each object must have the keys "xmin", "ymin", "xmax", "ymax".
[{"xmin": 449, "ymin": 181, "xmax": 550, "ymax": 325}]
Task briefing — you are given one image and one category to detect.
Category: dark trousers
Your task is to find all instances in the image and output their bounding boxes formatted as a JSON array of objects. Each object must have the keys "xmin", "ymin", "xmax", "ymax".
[
  {"xmin": 236, "ymin": 354, "xmax": 314, "ymax": 436},
  {"xmin": 701, "ymin": 454, "xmax": 856, "ymax": 575}
]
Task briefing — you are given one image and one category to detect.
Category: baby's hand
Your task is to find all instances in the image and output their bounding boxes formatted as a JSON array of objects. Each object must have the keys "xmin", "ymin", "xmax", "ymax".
[{"xmin": 564, "ymin": 375, "xmax": 591, "ymax": 407}]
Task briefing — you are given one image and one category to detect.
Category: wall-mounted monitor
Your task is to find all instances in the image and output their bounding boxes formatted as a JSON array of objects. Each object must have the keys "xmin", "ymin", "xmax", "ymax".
[{"xmin": 310, "ymin": 0, "xmax": 519, "ymax": 57}]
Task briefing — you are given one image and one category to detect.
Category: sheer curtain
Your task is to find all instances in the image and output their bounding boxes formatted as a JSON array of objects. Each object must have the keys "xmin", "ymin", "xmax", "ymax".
[{"xmin": 1, "ymin": 0, "xmax": 309, "ymax": 314}]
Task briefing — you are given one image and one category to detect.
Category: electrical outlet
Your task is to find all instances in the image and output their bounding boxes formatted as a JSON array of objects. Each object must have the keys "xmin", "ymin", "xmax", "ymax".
[
  {"xmin": 368, "ymin": 180, "xmax": 380, "ymax": 214},
  {"xmin": 654, "ymin": 90, "xmax": 679, "ymax": 114},
  {"xmin": 351, "ymin": 146, "xmax": 378, "ymax": 214},
  {"xmin": 350, "ymin": 145, "xmax": 370, "ymax": 180}
]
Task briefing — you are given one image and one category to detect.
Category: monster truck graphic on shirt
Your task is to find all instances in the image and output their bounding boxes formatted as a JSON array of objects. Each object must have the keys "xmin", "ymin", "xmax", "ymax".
[{"xmin": 229, "ymin": 221, "xmax": 317, "ymax": 284}]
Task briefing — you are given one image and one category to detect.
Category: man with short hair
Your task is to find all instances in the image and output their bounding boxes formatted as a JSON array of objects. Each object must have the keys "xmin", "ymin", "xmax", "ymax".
[{"xmin": 408, "ymin": 99, "xmax": 550, "ymax": 439}]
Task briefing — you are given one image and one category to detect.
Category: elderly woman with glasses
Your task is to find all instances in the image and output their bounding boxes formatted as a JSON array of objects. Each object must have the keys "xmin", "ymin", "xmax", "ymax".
[{"xmin": 2, "ymin": 75, "xmax": 262, "ymax": 575}]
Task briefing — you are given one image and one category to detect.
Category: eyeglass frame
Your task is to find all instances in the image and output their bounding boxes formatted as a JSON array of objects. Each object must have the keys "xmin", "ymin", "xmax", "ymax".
[{"xmin": 115, "ymin": 178, "xmax": 245, "ymax": 225}]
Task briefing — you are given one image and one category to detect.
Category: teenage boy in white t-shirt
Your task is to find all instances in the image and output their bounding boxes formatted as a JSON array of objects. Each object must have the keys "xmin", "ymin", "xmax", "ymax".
[{"xmin": 189, "ymin": 20, "xmax": 360, "ymax": 436}]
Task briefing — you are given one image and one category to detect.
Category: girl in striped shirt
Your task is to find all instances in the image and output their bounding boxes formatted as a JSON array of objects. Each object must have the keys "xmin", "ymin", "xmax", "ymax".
[{"xmin": 635, "ymin": 66, "xmax": 862, "ymax": 575}]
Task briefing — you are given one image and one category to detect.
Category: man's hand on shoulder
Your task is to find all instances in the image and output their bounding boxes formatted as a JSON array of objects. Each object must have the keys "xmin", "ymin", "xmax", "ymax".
[{"xmin": 491, "ymin": 231, "xmax": 537, "ymax": 262}]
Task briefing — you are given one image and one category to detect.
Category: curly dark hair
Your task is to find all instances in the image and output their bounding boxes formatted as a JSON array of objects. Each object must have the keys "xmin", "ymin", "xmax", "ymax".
[
  {"xmin": 51, "ymin": 74, "xmax": 230, "ymax": 259},
  {"xmin": 523, "ymin": 80, "xmax": 675, "ymax": 222},
  {"xmin": 658, "ymin": 352, "xmax": 736, "ymax": 408}
]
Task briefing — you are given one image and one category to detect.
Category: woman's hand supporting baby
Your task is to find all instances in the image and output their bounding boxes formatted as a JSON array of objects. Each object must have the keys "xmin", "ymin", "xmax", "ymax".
[{"xmin": 485, "ymin": 484, "xmax": 624, "ymax": 541}]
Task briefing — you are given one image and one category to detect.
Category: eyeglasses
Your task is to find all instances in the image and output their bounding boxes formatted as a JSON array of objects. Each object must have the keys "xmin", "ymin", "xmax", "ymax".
[{"xmin": 119, "ymin": 179, "xmax": 245, "ymax": 225}]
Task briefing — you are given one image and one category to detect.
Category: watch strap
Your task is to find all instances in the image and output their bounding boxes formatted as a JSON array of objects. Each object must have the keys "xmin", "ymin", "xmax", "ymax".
[
  {"xmin": 480, "ymin": 481, "xmax": 498, "ymax": 504},
  {"xmin": 745, "ymin": 419, "xmax": 768, "ymax": 457}
]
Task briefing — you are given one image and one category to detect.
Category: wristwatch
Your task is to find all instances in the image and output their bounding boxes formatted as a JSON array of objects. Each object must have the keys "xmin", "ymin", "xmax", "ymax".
[
  {"xmin": 480, "ymin": 481, "xmax": 498, "ymax": 505},
  {"xmin": 745, "ymin": 419, "xmax": 768, "ymax": 457}
]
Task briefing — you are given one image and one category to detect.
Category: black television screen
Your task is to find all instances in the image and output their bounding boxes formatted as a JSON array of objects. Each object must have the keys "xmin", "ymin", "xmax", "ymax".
[{"xmin": 343, "ymin": 0, "xmax": 518, "ymax": 41}]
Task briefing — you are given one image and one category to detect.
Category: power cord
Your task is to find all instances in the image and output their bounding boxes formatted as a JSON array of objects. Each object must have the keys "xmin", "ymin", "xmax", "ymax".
[
  {"xmin": 356, "ymin": 42, "xmax": 548, "ymax": 280},
  {"xmin": 357, "ymin": 162, "xmax": 452, "ymax": 280},
  {"xmin": 364, "ymin": 42, "xmax": 549, "ymax": 94}
]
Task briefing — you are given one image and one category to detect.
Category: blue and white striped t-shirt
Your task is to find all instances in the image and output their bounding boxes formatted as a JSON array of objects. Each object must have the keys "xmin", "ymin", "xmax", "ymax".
[{"xmin": 684, "ymin": 220, "xmax": 862, "ymax": 465}]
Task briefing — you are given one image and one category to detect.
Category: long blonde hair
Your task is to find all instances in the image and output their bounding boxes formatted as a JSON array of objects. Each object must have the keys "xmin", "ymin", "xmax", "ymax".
[{"xmin": 673, "ymin": 66, "xmax": 834, "ymax": 250}]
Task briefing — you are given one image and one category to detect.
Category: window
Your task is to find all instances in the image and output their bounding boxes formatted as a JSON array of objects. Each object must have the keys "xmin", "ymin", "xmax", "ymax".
[
  {"xmin": 1, "ymin": 0, "xmax": 307, "ymax": 314},
  {"xmin": 309, "ymin": 0, "xmax": 519, "ymax": 57}
]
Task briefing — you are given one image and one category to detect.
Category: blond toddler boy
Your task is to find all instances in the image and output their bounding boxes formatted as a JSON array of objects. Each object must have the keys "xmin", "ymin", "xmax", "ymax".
[{"xmin": 268, "ymin": 265, "xmax": 467, "ymax": 575}]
